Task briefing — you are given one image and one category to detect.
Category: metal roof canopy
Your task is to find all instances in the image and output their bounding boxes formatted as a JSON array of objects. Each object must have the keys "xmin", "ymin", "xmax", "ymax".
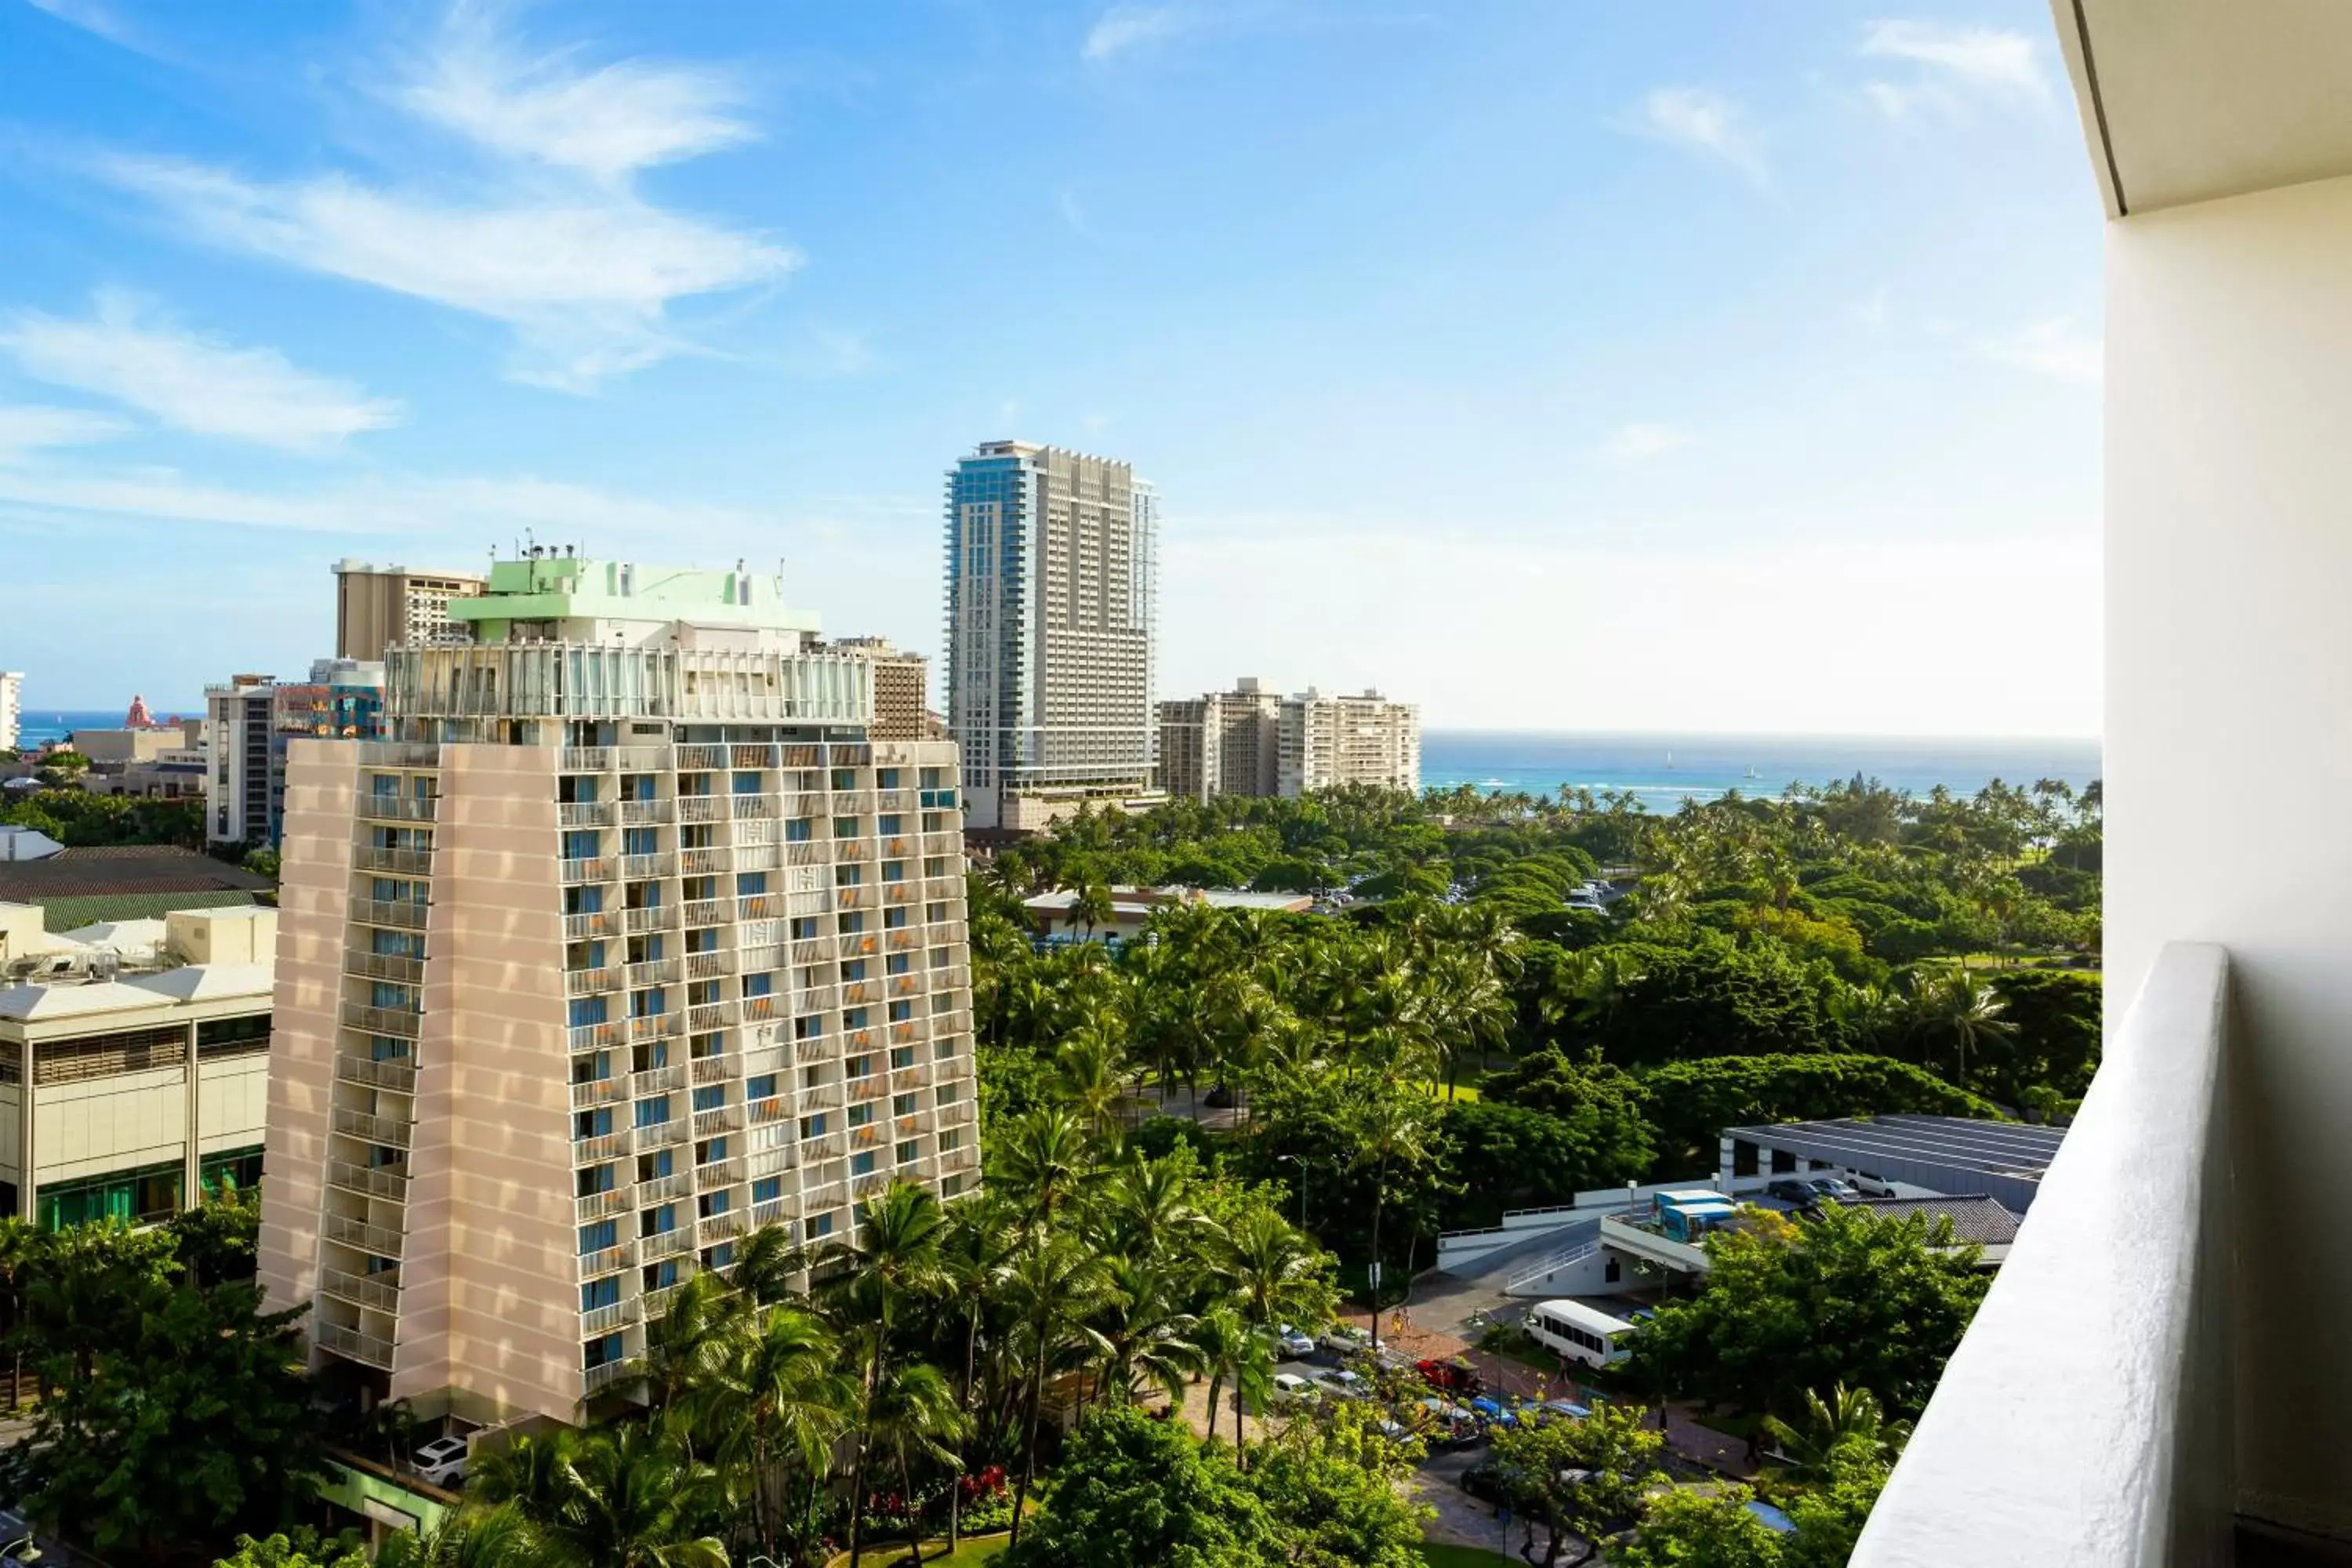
[{"xmin": 1723, "ymin": 1115, "xmax": 2065, "ymax": 1214}]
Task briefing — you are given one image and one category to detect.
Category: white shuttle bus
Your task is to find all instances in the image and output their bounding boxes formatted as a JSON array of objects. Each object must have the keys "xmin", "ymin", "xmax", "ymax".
[{"xmin": 1525, "ymin": 1298, "xmax": 1638, "ymax": 1370}]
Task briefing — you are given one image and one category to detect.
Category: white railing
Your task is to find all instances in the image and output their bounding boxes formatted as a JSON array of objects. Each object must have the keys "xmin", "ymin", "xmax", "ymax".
[{"xmin": 1854, "ymin": 944, "xmax": 2232, "ymax": 1568}]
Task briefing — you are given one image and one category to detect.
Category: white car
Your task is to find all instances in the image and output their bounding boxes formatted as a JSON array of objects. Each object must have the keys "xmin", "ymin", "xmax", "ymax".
[
  {"xmin": 1311, "ymin": 1369, "xmax": 1370, "ymax": 1401},
  {"xmin": 1276, "ymin": 1323, "xmax": 1318, "ymax": 1359},
  {"xmin": 1320, "ymin": 1324, "xmax": 1373, "ymax": 1356},
  {"xmin": 413, "ymin": 1435, "xmax": 470, "ymax": 1487},
  {"xmin": 1270, "ymin": 1372, "xmax": 1321, "ymax": 1406}
]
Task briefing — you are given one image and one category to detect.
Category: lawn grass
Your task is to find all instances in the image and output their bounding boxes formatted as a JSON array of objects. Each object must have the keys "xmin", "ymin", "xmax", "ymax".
[
  {"xmin": 1410, "ymin": 1080, "xmax": 1482, "ymax": 1103},
  {"xmin": 1417, "ymin": 1545, "xmax": 1522, "ymax": 1568},
  {"xmin": 865, "ymin": 1536, "xmax": 1008, "ymax": 1566}
]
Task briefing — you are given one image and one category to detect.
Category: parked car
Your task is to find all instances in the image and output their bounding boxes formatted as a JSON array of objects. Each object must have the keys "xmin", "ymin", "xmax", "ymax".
[
  {"xmin": 1766, "ymin": 1178, "xmax": 1822, "ymax": 1207},
  {"xmin": 1416, "ymin": 1395, "xmax": 1481, "ymax": 1444},
  {"xmin": 1458, "ymin": 1457, "xmax": 1528, "ymax": 1505},
  {"xmin": 1320, "ymin": 1323, "xmax": 1373, "ymax": 1356},
  {"xmin": 1806, "ymin": 1176, "xmax": 1860, "ymax": 1201},
  {"xmin": 1311, "ymin": 1369, "xmax": 1370, "ymax": 1402},
  {"xmin": 1536, "ymin": 1399, "xmax": 1592, "ymax": 1423},
  {"xmin": 1276, "ymin": 1323, "xmax": 1319, "ymax": 1359},
  {"xmin": 1414, "ymin": 1356, "xmax": 1482, "ymax": 1396},
  {"xmin": 1270, "ymin": 1371, "xmax": 1319, "ymax": 1406},
  {"xmin": 412, "ymin": 1435, "xmax": 470, "ymax": 1487},
  {"xmin": 1468, "ymin": 1395, "xmax": 1519, "ymax": 1428}
]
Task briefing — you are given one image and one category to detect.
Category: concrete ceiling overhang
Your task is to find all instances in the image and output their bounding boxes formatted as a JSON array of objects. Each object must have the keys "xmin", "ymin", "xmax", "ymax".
[{"xmin": 2056, "ymin": 0, "xmax": 2352, "ymax": 216}]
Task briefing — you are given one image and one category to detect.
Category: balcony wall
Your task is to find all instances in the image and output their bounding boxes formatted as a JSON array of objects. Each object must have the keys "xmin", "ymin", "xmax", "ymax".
[
  {"xmin": 2103, "ymin": 169, "xmax": 2352, "ymax": 1543},
  {"xmin": 1853, "ymin": 942, "xmax": 2233, "ymax": 1566}
]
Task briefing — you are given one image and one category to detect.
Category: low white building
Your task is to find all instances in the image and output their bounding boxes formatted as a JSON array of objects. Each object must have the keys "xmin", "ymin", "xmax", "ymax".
[{"xmin": 0, "ymin": 904, "xmax": 275, "ymax": 1226}]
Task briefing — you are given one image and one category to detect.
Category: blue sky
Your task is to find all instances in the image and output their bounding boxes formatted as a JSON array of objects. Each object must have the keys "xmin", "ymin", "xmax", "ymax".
[{"xmin": 0, "ymin": 0, "xmax": 2102, "ymax": 734}]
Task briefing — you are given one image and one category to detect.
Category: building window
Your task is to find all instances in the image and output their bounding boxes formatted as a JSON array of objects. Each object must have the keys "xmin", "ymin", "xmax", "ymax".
[
  {"xmin": 752, "ymin": 1176, "xmax": 782, "ymax": 1205},
  {"xmin": 579, "ymin": 1220, "xmax": 618, "ymax": 1255},
  {"xmin": 851, "ymin": 1152, "xmax": 877, "ymax": 1177},
  {"xmin": 582, "ymin": 1276, "xmax": 621, "ymax": 1311},
  {"xmin": 786, "ymin": 818, "xmax": 813, "ymax": 842}
]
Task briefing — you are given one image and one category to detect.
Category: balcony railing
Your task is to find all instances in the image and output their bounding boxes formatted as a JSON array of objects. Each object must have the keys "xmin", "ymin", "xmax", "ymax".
[
  {"xmin": 676, "ymin": 745, "xmax": 728, "ymax": 771},
  {"xmin": 678, "ymin": 796, "xmax": 726, "ymax": 823},
  {"xmin": 593, "ymin": 1354, "xmax": 649, "ymax": 1392},
  {"xmin": 561, "ymin": 856, "xmax": 616, "ymax": 885},
  {"xmin": 561, "ymin": 746, "xmax": 612, "ymax": 772},
  {"xmin": 640, "ymin": 1171, "xmax": 695, "ymax": 1205},
  {"xmin": 627, "ymin": 957, "xmax": 682, "ymax": 987},
  {"xmin": 621, "ymin": 853, "xmax": 675, "ymax": 880},
  {"xmin": 638, "ymin": 1117, "xmax": 688, "ymax": 1150},
  {"xmin": 346, "ymin": 949, "xmax": 425, "ymax": 985},
  {"xmin": 576, "ymin": 1183, "xmax": 634, "ymax": 1221},
  {"xmin": 630, "ymin": 1013, "xmax": 683, "ymax": 1041},
  {"xmin": 632, "ymin": 1064, "xmax": 686, "ymax": 1097},
  {"xmin": 324, "ymin": 1211, "xmax": 407, "ymax": 1256},
  {"xmin": 582, "ymin": 1299, "xmax": 641, "ymax": 1336},
  {"xmin": 624, "ymin": 904, "xmax": 679, "ymax": 934},
  {"xmin": 327, "ymin": 1159, "xmax": 408, "ymax": 1200},
  {"xmin": 321, "ymin": 1266, "xmax": 401, "ymax": 1315},
  {"xmin": 333, "ymin": 1108, "xmax": 413, "ymax": 1149},
  {"xmin": 575, "ymin": 1131, "xmax": 630, "ymax": 1163},
  {"xmin": 336, "ymin": 1054, "xmax": 418, "ymax": 1094},
  {"xmin": 340, "ymin": 1002, "xmax": 422, "ymax": 1039},
  {"xmin": 752, "ymin": 1196, "xmax": 796, "ymax": 1228},
  {"xmin": 357, "ymin": 795, "xmax": 437, "ymax": 823},
  {"xmin": 559, "ymin": 801, "xmax": 616, "ymax": 828},
  {"xmin": 686, "ymin": 950, "xmax": 733, "ymax": 980},
  {"xmin": 349, "ymin": 896, "xmax": 428, "ymax": 930},
  {"xmin": 690, "ymin": 1054, "xmax": 732, "ymax": 1085},
  {"xmin": 567, "ymin": 966, "xmax": 622, "ymax": 996},
  {"xmin": 570, "ymin": 1021, "xmax": 622, "ymax": 1053},
  {"xmin": 315, "ymin": 1320, "xmax": 396, "ymax": 1370},
  {"xmin": 642, "ymin": 1227, "xmax": 695, "ymax": 1261},
  {"xmin": 1852, "ymin": 944, "xmax": 2230, "ymax": 1567},
  {"xmin": 693, "ymin": 1107, "xmax": 743, "ymax": 1138},
  {"xmin": 619, "ymin": 798, "xmax": 673, "ymax": 826},
  {"xmin": 354, "ymin": 845, "xmax": 435, "ymax": 876},
  {"xmin": 580, "ymin": 1240, "xmax": 638, "ymax": 1277},
  {"xmin": 683, "ymin": 899, "xmax": 726, "ymax": 927},
  {"xmin": 681, "ymin": 847, "xmax": 728, "ymax": 876},
  {"xmin": 565, "ymin": 909, "xmax": 619, "ymax": 940}
]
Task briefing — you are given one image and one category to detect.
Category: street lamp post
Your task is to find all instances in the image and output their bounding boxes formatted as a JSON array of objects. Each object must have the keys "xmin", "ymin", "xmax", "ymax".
[{"xmin": 1276, "ymin": 1154, "xmax": 1310, "ymax": 1231}]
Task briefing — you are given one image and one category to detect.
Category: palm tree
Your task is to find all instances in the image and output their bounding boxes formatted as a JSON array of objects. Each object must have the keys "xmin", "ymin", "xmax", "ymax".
[
  {"xmin": 935, "ymin": 1196, "xmax": 1018, "ymax": 1553},
  {"xmin": 0, "ymin": 1219, "xmax": 35, "ymax": 1409},
  {"xmin": 1347, "ymin": 1089, "xmax": 1431, "ymax": 1349},
  {"xmin": 989, "ymin": 1106, "xmax": 1096, "ymax": 1227},
  {"xmin": 468, "ymin": 1425, "xmax": 581, "ymax": 1519},
  {"xmin": 1065, "ymin": 880, "xmax": 1115, "ymax": 942},
  {"xmin": 376, "ymin": 1504, "xmax": 544, "ymax": 1568},
  {"xmin": 708, "ymin": 1303, "xmax": 852, "ymax": 1559},
  {"xmin": 1089, "ymin": 1258, "xmax": 1204, "ymax": 1407},
  {"xmin": 729, "ymin": 1220, "xmax": 804, "ymax": 1306},
  {"xmin": 816, "ymin": 1180, "xmax": 950, "ymax": 1568},
  {"xmin": 637, "ymin": 1270, "xmax": 747, "ymax": 1440},
  {"xmin": 1761, "ymin": 1383, "xmax": 1912, "ymax": 1484},
  {"xmin": 1001, "ymin": 1236, "xmax": 1112, "ymax": 1548},
  {"xmin": 532, "ymin": 1422, "xmax": 729, "ymax": 1568},
  {"xmin": 1054, "ymin": 1028, "xmax": 1129, "ymax": 1137},
  {"xmin": 1911, "ymin": 969, "xmax": 2019, "ymax": 1091},
  {"xmin": 863, "ymin": 1359, "xmax": 971, "ymax": 1567},
  {"xmin": 1193, "ymin": 1304, "xmax": 1275, "ymax": 1450}
]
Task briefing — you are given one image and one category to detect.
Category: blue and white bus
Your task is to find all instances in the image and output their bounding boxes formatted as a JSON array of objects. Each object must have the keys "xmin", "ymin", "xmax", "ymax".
[{"xmin": 1524, "ymin": 1299, "xmax": 1639, "ymax": 1370}]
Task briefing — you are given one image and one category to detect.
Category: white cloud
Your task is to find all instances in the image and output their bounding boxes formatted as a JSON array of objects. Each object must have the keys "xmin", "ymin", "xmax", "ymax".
[
  {"xmin": 1161, "ymin": 530, "xmax": 2101, "ymax": 735},
  {"xmin": 1083, "ymin": 5, "xmax": 1195, "ymax": 61},
  {"xmin": 2, "ymin": 290, "xmax": 401, "ymax": 451},
  {"xmin": 0, "ymin": 405, "xmax": 128, "ymax": 464},
  {"xmin": 95, "ymin": 154, "xmax": 797, "ymax": 393},
  {"xmin": 1860, "ymin": 20, "xmax": 2048, "ymax": 109},
  {"xmin": 1629, "ymin": 88, "xmax": 1768, "ymax": 189},
  {"xmin": 1977, "ymin": 318, "xmax": 2101, "ymax": 386},
  {"xmin": 1861, "ymin": 80, "xmax": 1963, "ymax": 122},
  {"xmin": 1850, "ymin": 287, "xmax": 1890, "ymax": 332},
  {"xmin": 87, "ymin": 10, "xmax": 793, "ymax": 391},
  {"xmin": 22, "ymin": 0, "xmax": 135, "ymax": 45},
  {"xmin": 0, "ymin": 463, "xmax": 770, "ymax": 538},
  {"xmin": 1597, "ymin": 422, "xmax": 1693, "ymax": 462},
  {"xmin": 390, "ymin": 7, "xmax": 754, "ymax": 184}
]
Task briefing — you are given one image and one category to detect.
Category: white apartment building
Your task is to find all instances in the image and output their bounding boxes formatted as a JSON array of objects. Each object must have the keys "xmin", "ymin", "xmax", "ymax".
[
  {"xmin": 0, "ymin": 904, "xmax": 274, "ymax": 1228},
  {"xmin": 1156, "ymin": 679, "xmax": 1284, "ymax": 802},
  {"xmin": 0, "ymin": 672, "xmax": 20, "ymax": 752},
  {"xmin": 1276, "ymin": 688, "xmax": 1421, "ymax": 797},
  {"xmin": 260, "ymin": 552, "xmax": 979, "ymax": 1428},
  {"xmin": 207, "ymin": 674, "xmax": 278, "ymax": 848},
  {"xmin": 946, "ymin": 441, "xmax": 1160, "ymax": 830},
  {"xmin": 333, "ymin": 561, "xmax": 488, "ymax": 664}
]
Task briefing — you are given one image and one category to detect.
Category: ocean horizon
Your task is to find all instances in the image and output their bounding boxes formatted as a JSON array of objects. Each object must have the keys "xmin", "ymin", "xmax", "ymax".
[
  {"xmin": 12, "ymin": 710, "xmax": 2101, "ymax": 814},
  {"xmin": 1419, "ymin": 730, "xmax": 2100, "ymax": 813}
]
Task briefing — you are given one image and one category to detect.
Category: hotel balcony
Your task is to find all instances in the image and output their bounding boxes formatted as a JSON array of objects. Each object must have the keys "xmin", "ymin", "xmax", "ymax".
[{"xmin": 1852, "ymin": 7, "xmax": 2352, "ymax": 1563}]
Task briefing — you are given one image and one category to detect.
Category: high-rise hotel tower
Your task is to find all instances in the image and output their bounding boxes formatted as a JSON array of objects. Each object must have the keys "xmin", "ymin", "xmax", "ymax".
[
  {"xmin": 945, "ymin": 442, "xmax": 1160, "ymax": 830},
  {"xmin": 260, "ymin": 554, "xmax": 978, "ymax": 1426}
]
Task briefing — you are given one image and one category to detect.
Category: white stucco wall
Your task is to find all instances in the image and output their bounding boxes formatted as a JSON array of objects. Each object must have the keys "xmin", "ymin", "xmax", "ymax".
[{"xmin": 2104, "ymin": 169, "xmax": 2352, "ymax": 1538}]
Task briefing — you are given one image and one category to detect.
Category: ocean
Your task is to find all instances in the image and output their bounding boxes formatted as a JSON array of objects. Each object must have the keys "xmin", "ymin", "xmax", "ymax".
[
  {"xmin": 10, "ymin": 709, "xmax": 2102, "ymax": 813},
  {"xmin": 1419, "ymin": 731, "xmax": 2101, "ymax": 813},
  {"xmin": 13, "ymin": 707, "xmax": 201, "ymax": 746}
]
